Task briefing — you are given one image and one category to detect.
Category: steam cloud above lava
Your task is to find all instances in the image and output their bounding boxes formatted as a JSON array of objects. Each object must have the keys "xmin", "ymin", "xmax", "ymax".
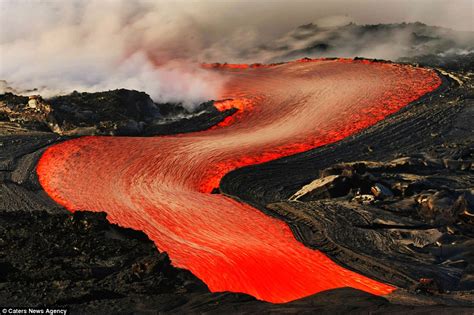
[
  {"xmin": 0, "ymin": 0, "xmax": 472, "ymax": 108},
  {"xmin": 0, "ymin": 0, "xmax": 228, "ymax": 110}
]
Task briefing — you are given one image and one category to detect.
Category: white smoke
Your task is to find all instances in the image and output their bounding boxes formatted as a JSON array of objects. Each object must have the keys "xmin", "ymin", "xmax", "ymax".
[
  {"xmin": 0, "ymin": 0, "xmax": 472, "ymax": 109},
  {"xmin": 0, "ymin": 0, "xmax": 227, "ymax": 110}
]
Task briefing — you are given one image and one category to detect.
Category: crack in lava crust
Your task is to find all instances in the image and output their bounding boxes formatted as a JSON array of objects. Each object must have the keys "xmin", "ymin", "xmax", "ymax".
[{"xmin": 37, "ymin": 59, "xmax": 441, "ymax": 303}]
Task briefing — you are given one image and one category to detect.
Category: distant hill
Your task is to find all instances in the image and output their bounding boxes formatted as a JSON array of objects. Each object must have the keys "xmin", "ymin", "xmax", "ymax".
[{"xmin": 258, "ymin": 22, "xmax": 474, "ymax": 62}]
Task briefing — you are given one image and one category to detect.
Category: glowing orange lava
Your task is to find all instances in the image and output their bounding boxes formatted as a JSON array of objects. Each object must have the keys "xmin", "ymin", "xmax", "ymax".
[{"xmin": 37, "ymin": 59, "xmax": 441, "ymax": 303}]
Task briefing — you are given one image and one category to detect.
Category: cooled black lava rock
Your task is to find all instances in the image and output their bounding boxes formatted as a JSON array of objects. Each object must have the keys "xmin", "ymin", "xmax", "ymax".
[
  {"xmin": 400, "ymin": 53, "xmax": 474, "ymax": 72},
  {"xmin": 142, "ymin": 107, "xmax": 238, "ymax": 136},
  {"xmin": 0, "ymin": 89, "xmax": 236, "ymax": 136},
  {"xmin": 0, "ymin": 93, "xmax": 28, "ymax": 107},
  {"xmin": 0, "ymin": 211, "xmax": 209, "ymax": 307},
  {"xmin": 264, "ymin": 150, "xmax": 474, "ymax": 307},
  {"xmin": 1, "ymin": 210, "xmax": 472, "ymax": 313},
  {"xmin": 49, "ymin": 89, "xmax": 160, "ymax": 126}
]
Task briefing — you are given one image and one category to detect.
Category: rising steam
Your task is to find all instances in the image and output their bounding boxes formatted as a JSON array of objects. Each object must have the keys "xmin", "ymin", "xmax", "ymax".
[
  {"xmin": 0, "ymin": 0, "xmax": 472, "ymax": 109},
  {"xmin": 0, "ymin": 1, "xmax": 227, "ymax": 110}
]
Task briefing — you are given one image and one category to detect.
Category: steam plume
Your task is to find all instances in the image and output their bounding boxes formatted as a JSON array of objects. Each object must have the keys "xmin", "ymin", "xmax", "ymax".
[
  {"xmin": 0, "ymin": 1, "xmax": 226, "ymax": 110},
  {"xmin": 0, "ymin": 0, "xmax": 472, "ymax": 109}
]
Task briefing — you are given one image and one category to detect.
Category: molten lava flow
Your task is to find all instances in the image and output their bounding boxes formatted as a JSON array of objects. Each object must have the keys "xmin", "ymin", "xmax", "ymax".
[{"xmin": 37, "ymin": 59, "xmax": 441, "ymax": 303}]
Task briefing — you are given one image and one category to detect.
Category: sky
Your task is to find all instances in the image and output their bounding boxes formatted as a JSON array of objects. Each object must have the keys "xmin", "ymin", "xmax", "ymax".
[
  {"xmin": 1, "ymin": 0, "xmax": 472, "ymax": 44},
  {"xmin": 178, "ymin": 0, "xmax": 473, "ymax": 34}
]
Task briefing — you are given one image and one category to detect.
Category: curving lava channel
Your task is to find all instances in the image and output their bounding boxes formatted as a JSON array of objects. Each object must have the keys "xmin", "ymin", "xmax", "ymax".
[{"xmin": 37, "ymin": 59, "xmax": 441, "ymax": 303}]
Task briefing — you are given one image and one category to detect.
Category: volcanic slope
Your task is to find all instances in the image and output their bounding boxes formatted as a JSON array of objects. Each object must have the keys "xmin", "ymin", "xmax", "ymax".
[{"xmin": 37, "ymin": 59, "xmax": 440, "ymax": 303}]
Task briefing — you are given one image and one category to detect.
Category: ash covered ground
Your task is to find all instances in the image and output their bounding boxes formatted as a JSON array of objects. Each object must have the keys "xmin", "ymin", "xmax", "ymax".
[{"xmin": 1, "ymin": 47, "xmax": 473, "ymax": 314}]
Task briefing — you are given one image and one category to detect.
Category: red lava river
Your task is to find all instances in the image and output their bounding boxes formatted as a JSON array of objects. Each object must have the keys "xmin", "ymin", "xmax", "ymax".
[{"xmin": 37, "ymin": 59, "xmax": 441, "ymax": 303}]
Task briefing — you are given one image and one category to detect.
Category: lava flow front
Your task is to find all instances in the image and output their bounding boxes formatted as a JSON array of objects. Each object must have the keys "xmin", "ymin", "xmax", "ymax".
[{"xmin": 37, "ymin": 59, "xmax": 441, "ymax": 303}]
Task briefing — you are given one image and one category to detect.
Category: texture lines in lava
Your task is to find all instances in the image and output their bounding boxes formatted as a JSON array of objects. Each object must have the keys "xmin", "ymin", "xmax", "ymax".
[{"xmin": 37, "ymin": 59, "xmax": 441, "ymax": 303}]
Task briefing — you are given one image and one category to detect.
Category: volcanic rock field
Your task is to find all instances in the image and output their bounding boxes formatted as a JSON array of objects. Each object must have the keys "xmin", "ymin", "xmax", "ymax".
[{"xmin": 0, "ymin": 56, "xmax": 473, "ymax": 313}]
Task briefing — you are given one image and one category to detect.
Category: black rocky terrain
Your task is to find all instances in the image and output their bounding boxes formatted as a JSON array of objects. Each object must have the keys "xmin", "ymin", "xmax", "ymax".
[
  {"xmin": 220, "ymin": 57, "xmax": 474, "ymax": 308},
  {"xmin": 399, "ymin": 52, "xmax": 474, "ymax": 72},
  {"xmin": 2, "ymin": 211, "xmax": 472, "ymax": 314},
  {"xmin": 0, "ymin": 89, "xmax": 235, "ymax": 136},
  {"xmin": 1, "ymin": 55, "xmax": 473, "ymax": 313}
]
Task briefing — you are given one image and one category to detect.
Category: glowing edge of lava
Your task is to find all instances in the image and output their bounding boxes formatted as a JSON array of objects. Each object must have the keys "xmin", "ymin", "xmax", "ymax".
[{"xmin": 36, "ymin": 58, "xmax": 443, "ymax": 302}]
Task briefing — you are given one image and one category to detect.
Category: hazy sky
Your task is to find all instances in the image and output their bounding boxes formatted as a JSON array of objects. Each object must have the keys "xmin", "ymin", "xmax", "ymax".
[
  {"xmin": 1, "ymin": 0, "xmax": 473, "ymax": 39},
  {"xmin": 181, "ymin": 0, "xmax": 474, "ymax": 34}
]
